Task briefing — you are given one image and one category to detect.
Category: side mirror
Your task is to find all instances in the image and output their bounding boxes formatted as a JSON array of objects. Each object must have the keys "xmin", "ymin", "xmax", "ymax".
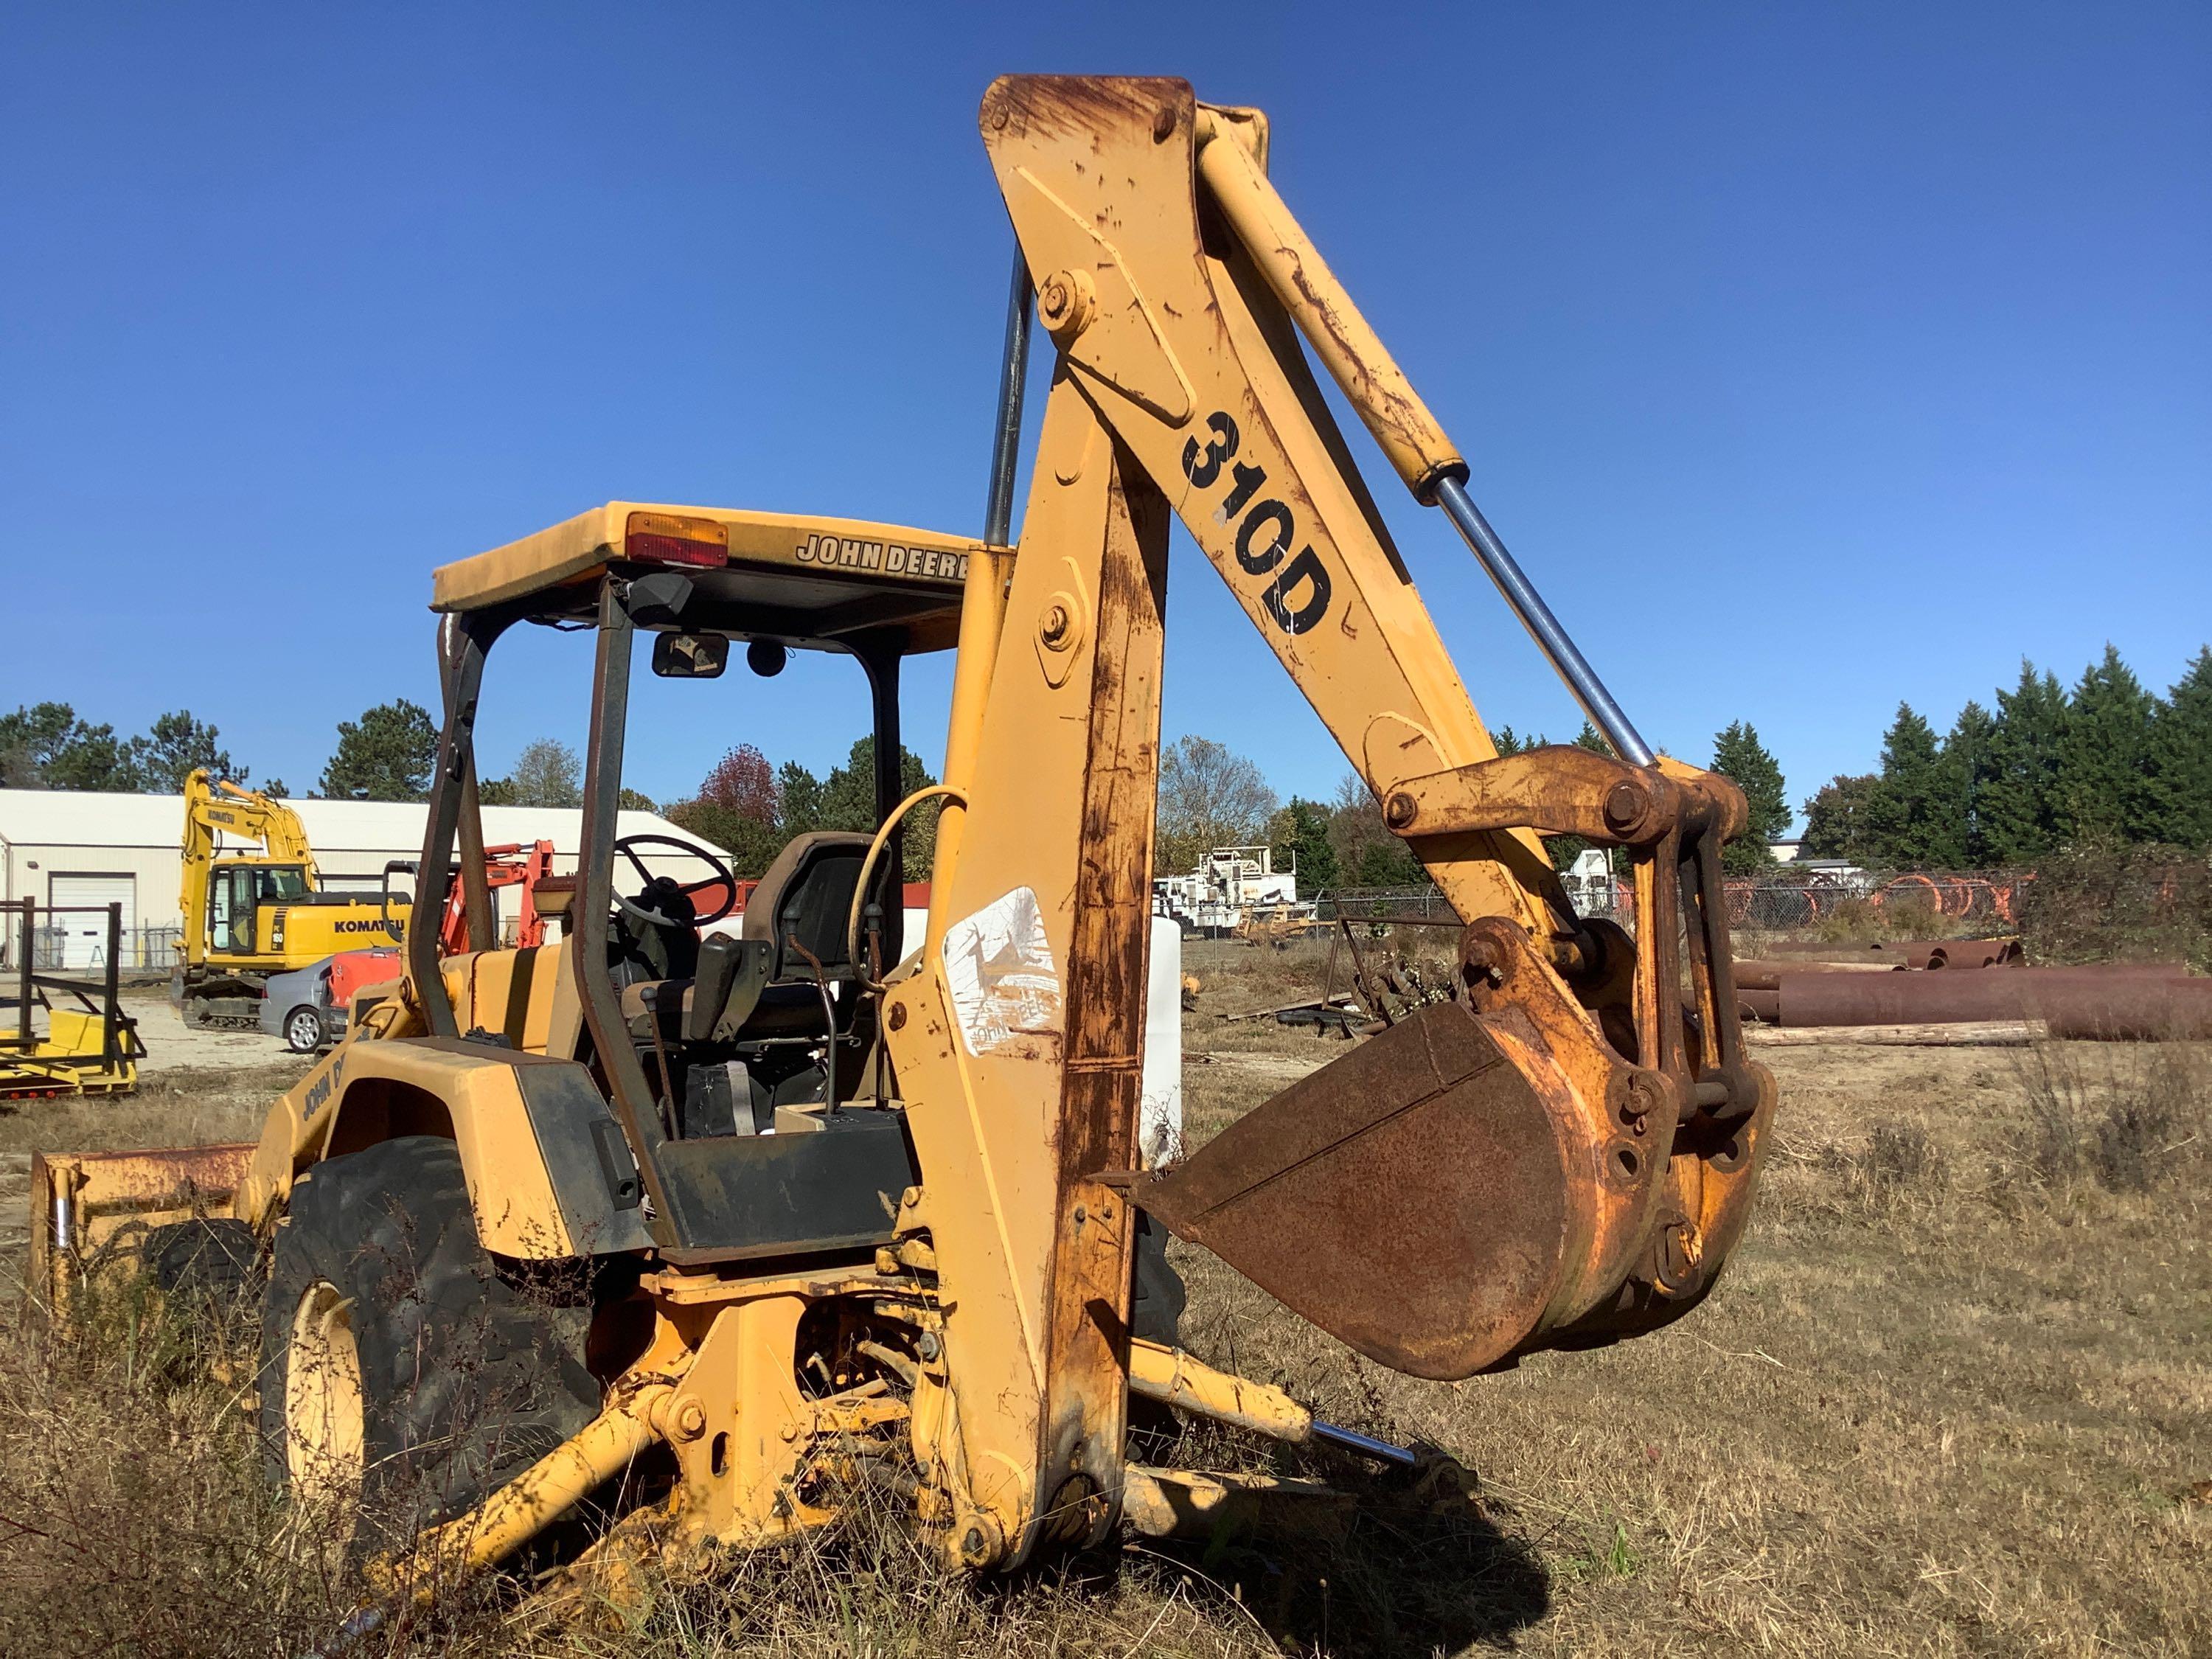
[{"xmin": 652, "ymin": 633, "xmax": 729, "ymax": 679}]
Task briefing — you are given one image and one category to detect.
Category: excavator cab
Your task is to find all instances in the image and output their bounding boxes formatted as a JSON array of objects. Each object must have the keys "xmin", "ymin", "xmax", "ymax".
[{"xmin": 205, "ymin": 862, "xmax": 311, "ymax": 954}]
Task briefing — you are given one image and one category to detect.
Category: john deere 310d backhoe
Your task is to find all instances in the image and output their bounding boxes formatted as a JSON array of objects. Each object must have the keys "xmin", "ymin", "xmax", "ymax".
[{"xmin": 30, "ymin": 76, "xmax": 1774, "ymax": 1626}]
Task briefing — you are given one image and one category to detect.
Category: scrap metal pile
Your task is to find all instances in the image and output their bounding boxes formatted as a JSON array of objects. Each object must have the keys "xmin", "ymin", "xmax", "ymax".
[{"xmin": 1733, "ymin": 937, "xmax": 2212, "ymax": 1040}]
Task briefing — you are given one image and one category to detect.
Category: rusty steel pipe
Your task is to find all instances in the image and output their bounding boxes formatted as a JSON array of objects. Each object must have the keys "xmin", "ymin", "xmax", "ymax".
[
  {"xmin": 1733, "ymin": 960, "xmax": 1908, "ymax": 990},
  {"xmin": 1745, "ymin": 967, "xmax": 2212, "ymax": 1034},
  {"xmin": 2043, "ymin": 984, "xmax": 2212, "ymax": 1040},
  {"xmin": 1919, "ymin": 938, "xmax": 2023, "ymax": 970},
  {"xmin": 1867, "ymin": 937, "xmax": 2022, "ymax": 970}
]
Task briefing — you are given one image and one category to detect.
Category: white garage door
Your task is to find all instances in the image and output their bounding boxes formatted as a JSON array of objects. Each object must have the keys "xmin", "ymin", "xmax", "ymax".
[{"xmin": 49, "ymin": 874, "xmax": 136, "ymax": 970}]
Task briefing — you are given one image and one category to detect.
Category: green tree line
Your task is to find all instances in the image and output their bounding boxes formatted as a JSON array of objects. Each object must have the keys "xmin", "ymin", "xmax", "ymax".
[
  {"xmin": 1170, "ymin": 717, "xmax": 1795, "ymax": 896},
  {"xmin": 0, "ymin": 696, "xmax": 444, "ymax": 801},
  {"xmin": 1803, "ymin": 646, "xmax": 2212, "ymax": 869},
  {"xmin": 0, "ymin": 703, "xmax": 255, "ymax": 793},
  {"xmin": 664, "ymin": 738, "xmax": 940, "ymax": 883}
]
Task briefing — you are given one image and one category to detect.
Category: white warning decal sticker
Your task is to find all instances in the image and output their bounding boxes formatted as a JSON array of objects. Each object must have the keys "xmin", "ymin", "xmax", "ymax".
[{"xmin": 941, "ymin": 886, "xmax": 1062, "ymax": 1057}]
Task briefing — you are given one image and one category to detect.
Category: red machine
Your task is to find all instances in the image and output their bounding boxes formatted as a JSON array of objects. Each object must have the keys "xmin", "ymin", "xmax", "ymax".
[
  {"xmin": 302, "ymin": 844, "xmax": 559, "ymax": 1051},
  {"xmin": 438, "ymin": 841, "xmax": 557, "ymax": 954}
]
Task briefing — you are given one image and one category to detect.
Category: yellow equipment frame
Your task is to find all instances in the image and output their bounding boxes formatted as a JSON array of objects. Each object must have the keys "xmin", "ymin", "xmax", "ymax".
[{"xmin": 32, "ymin": 76, "xmax": 1776, "ymax": 1614}]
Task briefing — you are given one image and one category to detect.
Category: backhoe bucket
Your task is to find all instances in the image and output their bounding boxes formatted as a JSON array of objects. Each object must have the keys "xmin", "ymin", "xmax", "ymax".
[
  {"xmin": 1128, "ymin": 1000, "xmax": 1579, "ymax": 1380},
  {"xmin": 28, "ymin": 1143, "xmax": 255, "ymax": 1313}
]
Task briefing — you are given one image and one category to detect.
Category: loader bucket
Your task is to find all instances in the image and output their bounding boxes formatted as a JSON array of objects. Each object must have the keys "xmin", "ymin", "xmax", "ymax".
[
  {"xmin": 1128, "ymin": 1000, "xmax": 1577, "ymax": 1381},
  {"xmin": 28, "ymin": 1144, "xmax": 255, "ymax": 1313}
]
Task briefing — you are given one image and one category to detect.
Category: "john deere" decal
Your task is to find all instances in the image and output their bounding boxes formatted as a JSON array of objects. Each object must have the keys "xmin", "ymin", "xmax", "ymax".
[{"xmin": 794, "ymin": 532, "xmax": 970, "ymax": 583}]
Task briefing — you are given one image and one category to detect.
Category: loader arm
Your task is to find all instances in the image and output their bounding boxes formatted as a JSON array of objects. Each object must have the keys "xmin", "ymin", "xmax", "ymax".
[{"xmin": 880, "ymin": 77, "xmax": 1775, "ymax": 1568}]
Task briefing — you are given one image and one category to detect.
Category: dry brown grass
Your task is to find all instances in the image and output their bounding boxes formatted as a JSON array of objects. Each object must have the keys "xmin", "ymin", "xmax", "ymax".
[
  {"xmin": 0, "ymin": 1062, "xmax": 282, "ymax": 1161},
  {"xmin": 0, "ymin": 966, "xmax": 2205, "ymax": 1655}
]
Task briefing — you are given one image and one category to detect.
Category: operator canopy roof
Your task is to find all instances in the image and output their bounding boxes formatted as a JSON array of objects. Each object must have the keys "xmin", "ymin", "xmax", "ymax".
[{"xmin": 432, "ymin": 502, "xmax": 1002, "ymax": 655}]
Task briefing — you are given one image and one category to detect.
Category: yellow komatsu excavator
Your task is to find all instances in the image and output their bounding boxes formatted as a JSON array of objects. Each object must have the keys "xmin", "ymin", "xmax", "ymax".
[
  {"xmin": 30, "ymin": 77, "xmax": 1774, "ymax": 1629},
  {"xmin": 175, "ymin": 770, "xmax": 408, "ymax": 1026}
]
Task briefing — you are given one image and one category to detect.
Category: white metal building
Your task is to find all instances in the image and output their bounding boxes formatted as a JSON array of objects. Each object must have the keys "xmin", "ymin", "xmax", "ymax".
[
  {"xmin": 0, "ymin": 786, "xmax": 1183, "ymax": 1152},
  {"xmin": 0, "ymin": 788, "xmax": 720, "ymax": 969}
]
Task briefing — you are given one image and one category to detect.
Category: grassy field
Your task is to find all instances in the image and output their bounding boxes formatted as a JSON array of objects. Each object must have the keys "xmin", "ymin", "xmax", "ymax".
[{"xmin": 0, "ymin": 947, "xmax": 2205, "ymax": 1656}]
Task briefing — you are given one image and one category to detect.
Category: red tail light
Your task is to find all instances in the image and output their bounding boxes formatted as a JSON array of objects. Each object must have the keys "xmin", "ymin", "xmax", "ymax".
[{"xmin": 625, "ymin": 512, "xmax": 729, "ymax": 567}]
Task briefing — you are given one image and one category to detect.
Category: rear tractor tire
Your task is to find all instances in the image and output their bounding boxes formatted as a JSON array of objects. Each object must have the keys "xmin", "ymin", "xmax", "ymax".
[{"xmin": 258, "ymin": 1136, "xmax": 600, "ymax": 1552}]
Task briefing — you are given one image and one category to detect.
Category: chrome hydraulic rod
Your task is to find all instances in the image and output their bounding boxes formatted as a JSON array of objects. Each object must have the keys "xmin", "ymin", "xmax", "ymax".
[
  {"xmin": 1432, "ymin": 476, "xmax": 1654, "ymax": 767},
  {"xmin": 1311, "ymin": 1419, "xmax": 1421, "ymax": 1467}
]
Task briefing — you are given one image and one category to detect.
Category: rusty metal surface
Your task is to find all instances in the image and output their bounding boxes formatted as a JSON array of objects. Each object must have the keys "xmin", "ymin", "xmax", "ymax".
[
  {"xmin": 1899, "ymin": 938, "xmax": 2023, "ymax": 970},
  {"xmin": 30, "ymin": 1141, "xmax": 256, "ymax": 1308},
  {"xmin": 1753, "ymin": 967, "xmax": 2211, "ymax": 1032},
  {"xmin": 1129, "ymin": 1000, "xmax": 1569, "ymax": 1380},
  {"xmin": 1733, "ymin": 959, "xmax": 1907, "ymax": 990},
  {"xmin": 2042, "ymin": 978, "xmax": 2212, "ymax": 1040},
  {"xmin": 1736, "ymin": 987, "xmax": 1781, "ymax": 1023}
]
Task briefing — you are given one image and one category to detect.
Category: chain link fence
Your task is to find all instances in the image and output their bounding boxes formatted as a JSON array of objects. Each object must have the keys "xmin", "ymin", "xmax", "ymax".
[
  {"xmin": 1315, "ymin": 870, "xmax": 2036, "ymax": 937},
  {"xmin": 0, "ymin": 924, "xmax": 181, "ymax": 974}
]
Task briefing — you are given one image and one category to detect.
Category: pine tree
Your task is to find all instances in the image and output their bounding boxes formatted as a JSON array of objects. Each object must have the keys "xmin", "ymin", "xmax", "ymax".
[
  {"xmin": 1861, "ymin": 703, "xmax": 1963, "ymax": 867},
  {"xmin": 2053, "ymin": 644, "xmax": 2157, "ymax": 844},
  {"xmin": 1939, "ymin": 700, "xmax": 1999, "ymax": 866},
  {"xmin": 0, "ymin": 702, "xmax": 144, "ymax": 790},
  {"xmin": 1326, "ymin": 770, "xmax": 1423, "ymax": 888},
  {"xmin": 1267, "ymin": 798, "xmax": 1338, "ymax": 895},
  {"xmin": 799, "ymin": 738, "xmax": 942, "ymax": 880},
  {"xmin": 317, "ymin": 700, "xmax": 438, "ymax": 801},
  {"xmin": 2150, "ymin": 647, "xmax": 2212, "ymax": 849},
  {"xmin": 126, "ymin": 709, "xmax": 242, "ymax": 793},
  {"xmin": 1979, "ymin": 661, "xmax": 2068, "ymax": 863},
  {"xmin": 1801, "ymin": 774, "xmax": 1877, "ymax": 860},
  {"xmin": 1709, "ymin": 720, "xmax": 1789, "ymax": 873}
]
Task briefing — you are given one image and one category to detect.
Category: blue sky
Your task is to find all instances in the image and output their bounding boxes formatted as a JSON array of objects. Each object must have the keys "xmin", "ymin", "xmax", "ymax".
[{"xmin": 5, "ymin": 4, "xmax": 2206, "ymax": 824}]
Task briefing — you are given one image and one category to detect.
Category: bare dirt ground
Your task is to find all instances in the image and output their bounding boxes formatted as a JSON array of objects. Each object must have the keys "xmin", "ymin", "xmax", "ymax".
[
  {"xmin": 116, "ymin": 984, "xmax": 313, "ymax": 1074},
  {"xmin": 0, "ymin": 942, "xmax": 2203, "ymax": 1655}
]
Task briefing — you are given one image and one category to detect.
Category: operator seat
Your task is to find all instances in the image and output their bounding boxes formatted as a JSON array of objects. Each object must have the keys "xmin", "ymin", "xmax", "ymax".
[{"xmin": 685, "ymin": 831, "xmax": 898, "ymax": 1045}]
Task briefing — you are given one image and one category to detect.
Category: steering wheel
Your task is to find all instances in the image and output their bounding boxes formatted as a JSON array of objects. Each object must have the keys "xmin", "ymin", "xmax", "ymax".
[{"xmin": 610, "ymin": 833, "xmax": 739, "ymax": 928}]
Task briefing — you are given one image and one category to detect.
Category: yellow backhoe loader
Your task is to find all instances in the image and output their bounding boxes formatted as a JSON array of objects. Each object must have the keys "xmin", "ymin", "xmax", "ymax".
[
  {"xmin": 175, "ymin": 771, "xmax": 410, "ymax": 1027},
  {"xmin": 30, "ymin": 76, "xmax": 1773, "ymax": 1630}
]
